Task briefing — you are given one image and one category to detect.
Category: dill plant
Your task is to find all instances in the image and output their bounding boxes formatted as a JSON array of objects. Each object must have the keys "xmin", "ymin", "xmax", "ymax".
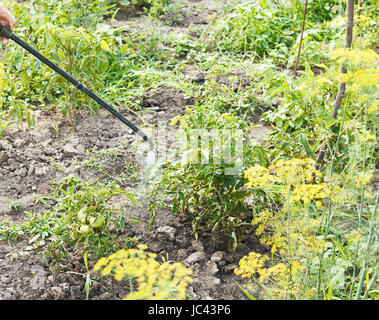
[
  {"xmin": 93, "ymin": 244, "xmax": 193, "ymax": 300},
  {"xmin": 233, "ymin": 8, "xmax": 378, "ymax": 298},
  {"xmin": 235, "ymin": 157, "xmax": 377, "ymax": 299}
]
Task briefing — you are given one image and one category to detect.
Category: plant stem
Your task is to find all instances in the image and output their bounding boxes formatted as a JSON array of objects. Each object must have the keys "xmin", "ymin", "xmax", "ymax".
[
  {"xmin": 317, "ymin": 0, "xmax": 355, "ymax": 167},
  {"xmin": 129, "ymin": 278, "xmax": 133, "ymax": 294},
  {"xmin": 293, "ymin": 0, "xmax": 308, "ymax": 76},
  {"xmin": 357, "ymin": 0, "xmax": 364, "ymax": 27},
  {"xmin": 331, "ymin": 0, "xmax": 354, "ymax": 118},
  {"xmin": 348, "ymin": 103, "xmax": 368, "ymax": 299}
]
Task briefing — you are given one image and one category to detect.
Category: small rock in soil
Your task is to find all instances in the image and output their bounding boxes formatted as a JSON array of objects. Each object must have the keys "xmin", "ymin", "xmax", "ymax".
[
  {"xmin": 175, "ymin": 235, "xmax": 188, "ymax": 248},
  {"xmin": 70, "ymin": 285, "xmax": 82, "ymax": 299},
  {"xmin": 177, "ymin": 248, "xmax": 190, "ymax": 261},
  {"xmin": 190, "ymin": 72, "xmax": 205, "ymax": 83},
  {"xmin": 2, "ymin": 290, "xmax": 17, "ymax": 300},
  {"xmin": 27, "ymin": 163, "xmax": 35, "ymax": 176},
  {"xmin": 0, "ymin": 275, "xmax": 12, "ymax": 284},
  {"xmin": 156, "ymin": 226, "xmax": 176, "ymax": 240},
  {"xmin": 210, "ymin": 277, "xmax": 221, "ymax": 286},
  {"xmin": 224, "ymin": 253, "xmax": 234, "ymax": 263},
  {"xmin": 43, "ymin": 147, "xmax": 56, "ymax": 156},
  {"xmin": 217, "ymin": 260, "xmax": 226, "ymax": 267},
  {"xmin": 222, "ymin": 264, "xmax": 238, "ymax": 273},
  {"xmin": 142, "ymin": 98, "xmax": 160, "ymax": 107},
  {"xmin": 185, "ymin": 251, "xmax": 206, "ymax": 265},
  {"xmin": 0, "ymin": 140, "xmax": 12, "ymax": 150},
  {"xmin": 14, "ymin": 167, "xmax": 27, "ymax": 177},
  {"xmin": 147, "ymin": 106, "xmax": 161, "ymax": 111},
  {"xmin": 49, "ymin": 286, "xmax": 65, "ymax": 299},
  {"xmin": 0, "ymin": 153, "xmax": 9, "ymax": 165},
  {"xmin": 63, "ymin": 144, "xmax": 79, "ymax": 157},
  {"xmin": 34, "ymin": 166, "xmax": 48, "ymax": 177},
  {"xmin": 210, "ymin": 251, "xmax": 225, "ymax": 263},
  {"xmin": 191, "ymin": 240, "xmax": 204, "ymax": 252},
  {"xmin": 97, "ymin": 292, "xmax": 113, "ymax": 300},
  {"xmin": 13, "ymin": 139, "xmax": 24, "ymax": 148},
  {"xmin": 205, "ymin": 261, "xmax": 219, "ymax": 275}
]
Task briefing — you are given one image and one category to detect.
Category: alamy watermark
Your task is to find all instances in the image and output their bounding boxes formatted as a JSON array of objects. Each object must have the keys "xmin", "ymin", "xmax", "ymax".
[{"xmin": 131, "ymin": 123, "xmax": 245, "ymax": 176}]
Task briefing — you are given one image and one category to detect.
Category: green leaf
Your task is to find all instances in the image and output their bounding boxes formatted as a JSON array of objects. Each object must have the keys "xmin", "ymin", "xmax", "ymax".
[
  {"xmin": 50, "ymin": 52, "xmax": 62, "ymax": 63},
  {"xmin": 127, "ymin": 194, "xmax": 141, "ymax": 207},
  {"xmin": 329, "ymin": 236, "xmax": 347, "ymax": 260},
  {"xmin": 235, "ymin": 281, "xmax": 256, "ymax": 300},
  {"xmin": 20, "ymin": 71, "xmax": 30, "ymax": 87},
  {"xmin": 85, "ymin": 272, "xmax": 91, "ymax": 300},
  {"xmin": 327, "ymin": 283, "xmax": 333, "ymax": 300},
  {"xmin": 83, "ymin": 253, "xmax": 89, "ymax": 272},
  {"xmin": 300, "ymin": 133, "xmax": 315, "ymax": 159},
  {"xmin": 120, "ymin": 216, "xmax": 125, "ymax": 233}
]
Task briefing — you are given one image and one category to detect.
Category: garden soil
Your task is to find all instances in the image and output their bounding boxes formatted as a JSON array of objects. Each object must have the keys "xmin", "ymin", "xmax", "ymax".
[{"xmin": 0, "ymin": 0, "xmax": 272, "ymax": 300}]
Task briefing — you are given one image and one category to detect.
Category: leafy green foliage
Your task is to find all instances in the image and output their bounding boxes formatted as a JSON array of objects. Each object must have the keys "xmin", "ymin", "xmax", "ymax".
[
  {"xmin": 0, "ymin": 175, "xmax": 140, "ymax": 260},
  {"xmin": 302, "ymin": 0, "xmax": 342, "ymax": 23},
  {"xmin": 208, "ymin": 0, "xmax": 343, "ymax": 65},
  {"xmin": 149, "ymin": 106, "xmax": 257, "ymax": 249},
  {"xmin": 0, "ymin": 0, "xmax": 176, "ymax": 126},
  {"xmin": 209, "ymin": 0, "xmax": 299, "ymax": 59},
  {"xmin": 23, "ymin": 0, "xmax": 116, "ymax": 30}
]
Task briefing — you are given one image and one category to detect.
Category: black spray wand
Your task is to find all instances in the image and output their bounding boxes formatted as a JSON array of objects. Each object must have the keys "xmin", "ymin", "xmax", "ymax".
[{"xmin": 0, "ymin": 23, "xmax": 152, "ymax": 147}]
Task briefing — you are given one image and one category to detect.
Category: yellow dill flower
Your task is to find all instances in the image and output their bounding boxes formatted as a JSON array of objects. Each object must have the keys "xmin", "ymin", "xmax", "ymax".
[
  {"xmin": 234, "ymin": 252, "xmax": 269, "ymax": 279},
  {"xmin": 315, "ymin": 200, "xmax": 322, "ymax": 207},
  {"xmin": 367, "ymin": 100, "xmax": 378, "ymax": 114},
  {"xmin": 245, "ymin": 158, "xmax": 324, "ymax": 194},
  {"xmin": 94, "ymin": 246, "xmax": 193, "ymax": 300},
  {"xmin": 350, "ymin": 69, "xmax": 379, "ymax": 91},
  {"xmin": 346, "ymin": 229, "xmax": 362, "ymax": 244},
  {"xmin": 93, "ymin": 257, "xmax": 107, "ymax": 271},
  {"xmin": 245, "ymin": 165, "xmax": 275, "ymax": 188},
  {"xmin": 356, "ymin": 170, "xmax": 374, "ymax": 186},
  {"xmin": 330, "ymin": 48, "xmax": 379, "ymax": 66},
  {"xmin": 137, "ymin": 244, "xmax": 149, "ymax": 250},
  {"xmin": 290, "ymin": 260, "xmax": 305, "ymax": 273}
]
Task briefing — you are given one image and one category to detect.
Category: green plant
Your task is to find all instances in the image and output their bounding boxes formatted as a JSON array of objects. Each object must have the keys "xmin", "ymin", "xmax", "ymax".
[
  {"xmin": 235, "ymin": 157, "xmax": 378, "ymax": 300},
  {"xmin": 297, "ymin": 0, "xmax": 342, "ymax": 23},
  {"xmin": 34, "ymin": 23, "xmax": 116, "ymax": 123},
  {"xmin": 0, "ymin": 175, "xmax": 140, "ymax": 261},
  {"xmin": 0, "ymin": 21, "xmax": 115, "ymax": 124},
  {"xmin": 149, "ymin": 105, "xmax": 259, "ymax": 250},
  {"xmin": 16, "ymin": 0, "xmax": 117, "ymax": 30},
  {"xmin": 209, "ymin": 0, "xmax": 298, "ymax": 59},
  {"xmin": 287, "ymin": 23, "xmax": 341, "ymax": 69},
  {"xmin": 165, "ymin": 32, "xmax": 203, "ymax": 58},
  {"xmin": 66, "ymin": 253, "xmax": 93, "ymax": 299},
  {"xmin": 109, "ymin": 0, "xmax": 170, "ymax": 18},
  {"xmin": 0, "ymin": 110, "xmax": 12, "ymax": 137},
  {"xmin": 207, "ymin": 0, "xmax": 344, "ymax": 64},
  {"xmin": 1, "ymin": 0, "xmax": 176, "ymax": 127}
]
